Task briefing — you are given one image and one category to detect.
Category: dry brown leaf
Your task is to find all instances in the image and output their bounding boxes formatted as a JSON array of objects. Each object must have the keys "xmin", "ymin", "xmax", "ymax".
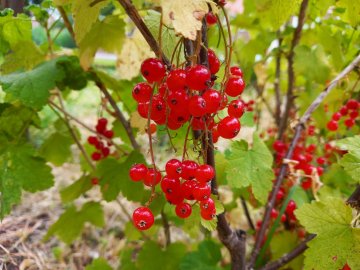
[{"xmin": 130, "ymin": 111, "xmax": 148, "ymax": 134}]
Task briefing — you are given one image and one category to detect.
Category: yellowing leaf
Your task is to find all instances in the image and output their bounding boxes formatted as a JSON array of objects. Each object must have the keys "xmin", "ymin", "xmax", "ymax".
[
  {"xmin": 53, "ymin": 0, "xmax": 71, "ymax": 6},
  {"xmin": 161, "ymin": 0, "xmax": 209, "ymax": 40},
  {"xmin": 130, "ymin": 111, "xmax": 148, "ymax": 134}
]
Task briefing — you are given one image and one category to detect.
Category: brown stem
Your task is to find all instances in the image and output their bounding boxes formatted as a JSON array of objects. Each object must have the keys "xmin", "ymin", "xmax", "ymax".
[
  {"xmin": 249, "ymin": 53, "xmax": 360, "ymax": 268},
  {"xmin": 161, "ymin": 210, "xmax": 171, "ymax": 247},
  {"xmin": 259, "ymin": 234, "xmax": 315, "ymax": 270},
  {"xmin": 347, "ymin": 185, "xmax": 360, "ymax": 210},
  {"xmin": 117, "ymin": 0, "xmax": 170, "ymax": 68},
  {"xmin": 57, "ymin": 6, "xmax": 75, "ymax": 40},
  {"xmin": 241, "ymin": 197, "xmax": 255, "ymax": 231},
  {"xmin": 95, "ymin": 79, "xmax": 140, "ymax": 150},
  {"xmin": 274, "ymin": 36, "xmax": 283, "ymax": 126},
  {"xmin": 253, "ymin": 82, "xmax": 276, "ymax": 120},
  {"xmin": 277, "ymin": 0, "xmax": 309, "ymax": 140}
]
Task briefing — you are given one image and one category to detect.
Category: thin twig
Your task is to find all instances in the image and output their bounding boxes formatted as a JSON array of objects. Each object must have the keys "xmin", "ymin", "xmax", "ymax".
[
  {"xmin": 240, "ymin": 197, "xmax": 255, "ymax": 231},
  {"xmin": 57, "ymin": 6, "xmax": 75, "ymax": 40},
  {"xmin": 277, "ymin": 0, "xmax": 309, "ymax": 140},
  {"xmin": 274, "ymin": 35, "xmax": 283, "ymax": 126},
  {"xmin": 161, "ymin": 210, "xmax": 171, "ymax": 247},
  {"xmin": 249, "ymin": 53, "xmax": 360, "ymax": 268},
  {"xmin": 259, "ymin": 234, "xmax": 315, "ymax": 270},
  {"xmin": 253, "ymin": 82, "xmax": 276, "ymax": 120}
]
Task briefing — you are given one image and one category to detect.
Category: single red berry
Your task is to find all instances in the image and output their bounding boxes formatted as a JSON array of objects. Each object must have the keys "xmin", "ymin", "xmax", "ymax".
[
  {"xmin": 301, "ymin": 178, "xmax": 312, "ymax": 190},
  {"xmin": 88, "ymin": 136, "xmax": 99, "ymax": 145},
  {"xmin": 91, "ymin": 177, "xmax": 99, "ymax": 185},
  {"xmin": 137, "ymin": 102, "xmax": 149, "ymax": 118},
  {"xmin": 344, "ymin": 118, "xmax": 355, "ymax": 128},
  {"xmin": 97, "ymin": 118, "xmax": 108, "ymax": 128},
  {"xmin": 96, "ymin": 123, "xmax": 106, "ymax": 134},
  {"xmin": 208, "ymin": 49, "xmax": 220, "ymax": 74},
  {"xmin": 165, "ymin": 190, "xmax": 184, "ymax": 205},
  {"xmin": 276, "ymin": 188, "xmax": 285, "ymax": 201},
  {"xmin": 132, "ymin": 82, "xmax": 153, "ymax": 103},
  {"xmin": 166, "ymin": 69, "xmax": 187, "ymax": 91},
  {"xmin": 141, "ymin": 58, "xmax": 166, "ymax": 83},
  {"xmin": 181, "ymin": 160, "xmax": 199, "ymax": 180},
  {"xmin": 103, "ymin": 130, "xmax": 114, "ymax": 139},
  {"xmin": 316, "ymin": 157, "xmax": 326, "ymax": 165},
  {"xmin": 346, "ymin": 99, "xmax": 359, "ymax": 110},
  {"xmin": 212, "ymin": 126, "xmax": 219, "ymax": 143},
  {"xmin": 95, "ymin": 141, "xmax": 104, "ymax": 150},
  {"xmin": 332, "ymin": 112, "xmax": 342, "ymax": 121},
  {"xmin": 191, "ymin": 116, "xmax": 214, "ymax": 131},
  {"xmin": 101, "ymin": 147, "xmax": 110, "ymax": 157},
  {"xmin": 186, "ymin": 65, "xmax": 211, "ymax": 91},
  {"xmin": 161, "ymin": 176, "xmax": 181, "ymax": 194},
  {"xmin": 175, "ymin": 202, "xmax": 192, "ymax": 218},
  {"xmin": 218, "ymin": 0, "xmax": 227, "ymax": 6},
  {"xmin": 167, "ymin": 118, "xmax": 183, "ymax": 130},
  {"xmin": 280, "ymin": 214, "xmax": 287, "ymax": 222},
  {"xmin": 167, "ymin": 89, "xmax": 189, "ymax": 112},
  {"xmin": 217, "ymin": 116, "xmax": 241, "ymax": 139},
  {"xmin": 327, "ymin": 120, "xmax": 338, "ymax": 131},
  {"xmin": 169, "ymin": 109, "xmax": 191, "ymax": 124},
  {"xmin": 350, "ymin": 110, "xmax": 359, "ymax": 119},
  {"xmin": 181, "ymin": 180, "xmax": 197, "ymax": 200},
  {"xmin": 133, "ymin": 207, "xmax": 154, "ymax": 230},
  {"xmin": 219, "ymin": 94, "xmax": 228, "ymax": 110},
  {"xmin": 205, "ymin": 12, "xmax": 217, "ymax": 26},
  {"xmin": 195, "ymin": 164, "xmax": 215, "ymax": 183},
  {"xmin": 189, "ymin": 95, "xmax": 207, "ymax": 117},
  {"xmin": 308, "ymin": 125, "xmax": 315, "ymax": 136},
  {"xmin": 201, "ymin": 208, "xmax": 216, "ymax": 220},
  {"xmin": 165, "ymin": 159, "xmax": 182, "ymax": 179},
  {"xmin": 270, "ymin": 208, "xmax": 279, "ymax": 219},
  {"xmin": 91, "ymin": 152, "xmax": 102, "ymax": 161},
  {"xmin": 203, "ymin": 89, "xmax": 221, "ymax": 113},
  {"xmin": 193, "ymin": 183, "xmax": 211, "ymax": 201},
  {"xmin": 230, "ymin": 66, "xmax": 243, "ymax": 77},
  {"xmin": 228, "ymin": 99, "xmax": 246, "ymax": 118},
  {"xmin": 317, "ymin": 166, "xmax": 324, "ymax": 176},
  {"xmin": 273, "ymin": 140, "xmax": 286, "ymax": 152},
  {"xmin": 200, "ymin": 198, "xmax": 215, "ymax": 212},
  {"xmin": 305, "ymin": 144, "xmax": 316, "ymax": 153},
  {"xmin": 129, "ymin": 163, "xmax": 147, "ymax": 182},
  {"xmin": 146, "ymin": 123, "xmax": 157, "ymax": 134},
  {"xmin": 158, "ymin": 82, "xmax": 168, "ymax": 97},
  {"xmin": 339, "ymin": 106, "xmax": 348, "ymax": 116},
  {"xmin": 256, "ymin": 220, "xmax": 262, "ymax": 229},
  {"xmin": 144, "ymin": 168, "xmax": 162, "ymax": 187},
  {"xmin": 285, "ymin": 200, "xmax": 297, "ymax": 215},
  {"xmin": 225, "ymin": 77, "xmax": 246, "ymax": 97}
]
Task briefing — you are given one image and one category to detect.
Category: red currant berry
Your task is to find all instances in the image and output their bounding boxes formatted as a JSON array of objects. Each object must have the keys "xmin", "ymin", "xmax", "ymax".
[
  {"xmin": 270, "ymin": 208, "xmax": 279, "ymax": 219},
  {"xmin": 167, "ymin": 89, "xmax": 189, "ymax": 112},
  {"xmin": 191, "ymin": 116, "xmax": 214, "ymax": 131},
  {"xmin": 228, "ymin": 99, "xmax": 246, "ymax": 118},
  {"xmin": 161, "ymin": 176, "xmax": 181, "ymax": 194},
  {"xmin": 166, "ymin": 190, "xmax": 184, "ymax": 205},
  {"xmin": 129, "ymin": 164, "xmax": 147, "ymax": 182},
  {"xmin": 133, "ymin": 207, "xmax": 154, "ymax": 230},
  {"xmin": 339, "ymin": 106, "xmax": 348, "ymax": 116},
  {"xmin": 137, "ymin": 102, "xmax": 149, "ymax": 118},
  {"xmin": 205, "ymin": 12, "xmax": 217, "ymax": 26},
  {"xmin": 280, "ymin": 214, "xmax": 287, "ymax": 222},
  {"xmin": 200, "ymin": 198, "xmax": 215, "ymax": 212},
  {"xmin": 165, "ymin": 159, "xmax": 182, "ymax": 179},
  {"xmin": 150, "ymin": 95, "xmax": 166, "ymax": 122},
  {"xmin": 181, "ymin": 180, "xmax": 197, "ymax": 200},
  {"xmin": 132, "ymin": 82, "xmax": 153, "ymax": 103},
  {"xmin": 88, "ymin": 136, "xmax": 99, "ymax": 145},
  {"xmin": 103, "ymin": 130, "xmax": 114, "ymax": 139},
  {"xmin": 350, "ymin": 110, "xmax": 359, "ymax": 119},
  {"xmin": 230, "ymin": 66, "xmax": 243, "ymax": 77},
  {"xmin": 101, "ymin": 147, "xmax": 110, "ymax": 157},
  {"xmin": 189, "ymin": 95, "xmax": 207, "ymax": 117},
  {"xmin": 166, "ymin": 69, "xmax": 187, "ymax": 91},
  {"xmin": 218, "ymin": 0, "xmax": 226, "ymax": 6},
  {"xmin": 346, "ymin": 99, "xmax": 359, "ymax": 110},
  {"xmin": 91, "ymin": 152, "xmax": 102, "ymax": 161},
  {"xmin": 326, "ymin": 120, "xmax": 338, "ymax": 131},
  {"xmin": 276, "ymin": 188, "xmax": 285, "ymax": 201},
  {"xmin": 167, "ymin": 118, "xmax": 183, "ymax": 130},
  {"xmin": 332, "ymin": 112, "xmax": 342, "ymax": 121},
  {"xmin": 175, "ymin": 202, "xmax": 192, "ymax": 218},
  {"xmin": 301, "ymin": 178, "xmax": 312, "ymax": 190},
  {"xmin": 146, "ymin": 123, "xmax": 157, "ymax": 134},
  {"xmin": 97, "ymin": 118, "xmax": 108, "ymax": 128},
  {"xmin": 195, "ymin": 164, "xmax": 215, "ymax": 183},
  {"xmin": 317, "ymin": 166, "xmax": 324, "ymax": 176},
  {"xmin": 158, "ymin": 82, "xmax": 168, "ymax": 97},
  {"xmin": 181, "ymin": 160, "xmax": 199, "ymax": 180},
  {"xmin": 201, "ymin": 208, "xmax": 216, "ymax": 220},
  {"xmin": 169, "ymin": 109, "xmax": 191, "ymax": 124},
  {"xmin": 203, "ymin": 89, "xmax": 221, "ymax": 113},
  {"xmin": 208, "ymin": 49, "xmax": 220, "ymax": 74},
  {"xmin": 219, "ymin": 94, "xmax": 228, "ymax": 110},
  {"xmin": 144, "ymin": 168, "xmax": 162, "ymax": 187},
  {"xmin": 212, "ymin": 126, "xmax": 219, "ymax": 143},
  {"xmin": 193, "ymin": 183, "xmax": 211, "ymax": 201},
  {"xmin": 285, "ymin": 200, "xmax": 297, "ymax": 215},
  {"xmin": 273, "ymin": 140, "xmax": 286, "ymax": 152},
  {"xmin": 141, "ymin": 58, "xmax": 166, "ymax": 83},
  {"xmin": 305, "ymin": 144, "xmax": 316, "ymax": 153},
  {"xmin": 186, "ymin": 65, "xmax": 211, "ymax": 91},
  {"xmin": 316, "ymin": 157, "xmax": 326, "ymax": 165},
  {"xmin": 91, "ymin": 177, "xmax": 99, "ymax": 185},
  {"xmin": 344, "ymin": 118, "xmax": 355, "ymax": 128},
  {"xmin": 225, "ymin": 76, "xmax": 246, "ymax": 97},
  {"xmin": 217, "ymin": 116, "xmax": 241, "ymax": 139}
]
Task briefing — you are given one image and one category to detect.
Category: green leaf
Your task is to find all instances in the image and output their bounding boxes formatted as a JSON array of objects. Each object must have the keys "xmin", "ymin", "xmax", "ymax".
[
  {"xmin": 96, "ymin": 151, "xmax": 149, "ymax": 202},
  {"xmin": 225, "ymin": 133, "xmax": 274, "ymax": 204},
  {"xmin": 60, "ymin": 175, "xmax": 93, "ymax": 203},
  {"xmin": 85, "ymin": 258, "xmax": 112, "ymax": 270},
  {"xmin": 336, "ymin": 135, "xmax": 360, "ymax": 183},
  {"xmin": 295, "ymin": 198, "xmax": 360, "ymax": 270},
  {"xmin": 337, "ymin": 0, "xmax": 360, "ymax": 27},
  {"xmin": 136, "ymin": 241, "xmax": 187, "ymax": 270},
  {"xmin": 45, "ymin": 201, "xmax": 104, "ymax": 244},
  {"xmin": 40, "ymin": 131, "xmax": 73, "ymax": 166},
  {"xmin": 179, "ymin": 240, "xmax": 222, "ymax": 270},
  {"xmin": 336, "ymin": 135, "xmax": 360, "ymax": 152},
  {"xmin": 79, "ymin": 15, "xmax": 125, "ymax": 69},
  {"xmin": 0, "ymin": 59, "xmax": 64, "ymax": 110},
  {"xmin": 55, "ymin": 56, "xmax": 88, "ymax": 90},
  {"xmin": 0, "ymin": 144, "xmax": 54, "ymax": 218}
]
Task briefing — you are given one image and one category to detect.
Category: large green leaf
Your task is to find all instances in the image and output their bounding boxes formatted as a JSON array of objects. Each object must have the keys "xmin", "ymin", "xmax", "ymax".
[
  {"xmin": 336, "ymin": 135, "xmax": 360, "ymax": 183},
  {"xmin": 295, "ymin": 198, "xmax": 360, "ymax": 270},
  {"xmin": 337, "ymin": 0, "xmax": 360, "ymax": 27},
  {"xmin": 85, "ymin": 258, "xmax": 112, "ymax": 270},
  {"xmin": 45, "ymin": 201, "xmax": 104, "ymax": 244},
  {"xmin": 60, "ymin": 175, "xmax": 93, "ymax": 203},
  {"xmin": 225, "ymin": 133, "xmax": 274, "ymax": 204}
]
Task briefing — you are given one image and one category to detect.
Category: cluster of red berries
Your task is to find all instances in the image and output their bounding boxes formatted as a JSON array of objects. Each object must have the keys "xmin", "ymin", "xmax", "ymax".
[
  {"xmin": 130, "ymin": 159, "xmax": 216, "ymax": 230},
  {"xmin": 87, "ymin": 118, "xmax": 114, "ymax": 161},
  {"xmin": 326, "ymin": 99, "xmax": 359, "ymax": 131},
  {"xmin": 133, "ymin": 52, "xmax": 246, "ymax": 140}
]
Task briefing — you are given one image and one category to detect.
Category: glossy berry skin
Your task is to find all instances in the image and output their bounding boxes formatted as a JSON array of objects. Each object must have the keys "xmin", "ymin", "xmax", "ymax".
[
  {"xmin": 166, "ymin": 69, "xmax": 187, "ymax": 91},
  {"xmin": 161, "ymin": 176, "xmax": 181, "ymax": 194},
  {"xmin": 228, "ymin": 99, "xmax": 246, "ymax": 118},
  {"xmin": 301, "ymin": 178, "xmax": 312, "ymax": 190},
  {"xmin": 200, "ymin": 198, "xmax": 215, "ymax": 212},
  {"xmin": 195, "ymin": 164, "xmax": 215, "ymax": 183},
  {"xmin": 181, "ymin": 180, "xmax": 197, "ymax": 200},
  {"xmin": 205, "ymin": 12, "xmax": 217, "ymax": 26},
  {"xmin": 219, "ymin": 95, "xmax": 228, "ymax": 110},
  {"xmin": 339, "ymin": 106, "xmax": 348, "ymax": 116},
  {"xmin": 167, "ymin": 89, "xmax": 189, "ymax": 112},
  {"xmin": 225, "ymin": 76, "xmax": 245, "ymax": 97},
  {"xmin": 276, "ymin": 188, "xmax": 285, "ymax": 201},
  {"xmin": 285, "ymin": 200, "xmax": 297, "ymax": 215},
  {"xmin": 181, "ymin": 160, "xmax": 199, "ymax": 180},
  {"xmin": 217, "ymin": 116, "xmax": 241, "ymax": 139},
  {"xmin": 165, "ymin": 159, "xmax": 182, "ymax": 179},
  {"xmin": 144, "ymin": 168, "xmax": 162, "ymax": 187},
  {"xmin": 186, "ymin": 65, "xmax": 211, "ymax": 91},
  {"xmin": 166, "ymin": 191, "xmax": 184, "ymax": 205},
  {"xmin": 201, "ymin": 208, "xmax": 216, "ymax": 220},
  {"xmin": 150, "ymin": 95, "xmax": 166, "ymax": 122},
  {"xmin": 344, "ymin": 118, "xmax": 355, "ymax": 128},
  {"xmin": 194, "ymin": 183, "xmax": 211, "ymax": 201},
  {"xmin": 332, "ymin": 112, "xmax": 342, "ymax": 121},
  {"xmin": 230, "ymin": 66, "xmax": 243, "ymax": 77},
  {"xmin": 101, "ymin": 147, "xmax": 110, "ymax": 157},
  {"xmin": 346, "ymin": 99, "xmax": 359, "ymax": 110},
  {"xmin": 137, "ymin": 102, "xmax": 149, "ymax": 118},
  {"xmin": 316, "ymin": 157, "xmax": 326, "ymax": 165},
  {"xmin": 327, "ymin": 120, "xmax": 338, "ymax": 131},
  {"xmin": 270, "ymin": 208, "xmax": 279, "ymax": 219},
  {"xmin": 175, "ymin": 202, "xmax": 192, "ymax": 218},
  {"xmin": 280, "ymin": 214, "xmax": 287, "ymax": 222},
  {"xmin": 141, "ymin": 58, "xmax": 166, "ymax": 83},
  {"xmin": 208, "ymin": 49, "xmax": 220, "ymax": 74},
  {"xmin": 91, "ymin": 152, "xmax": 102, "ymax": 161},
  {"xmin": 88, "ymin": 136, "xmax": 99, "ymax": 145},
  {"xmin": 349, "ymin": 110, "xmax": 359, "ymax": 119},
  {"xmin": 129, "ymin": 164, "xmax": 148, "ymax": 182},
  {"xmin": 133, "ymin": 207, "xmax": 154, "ymax": 230},
  {"xmin": 132, "ymin": 82, "xmax": 152, "ymax": 103},
  {"xmin": 104, "ymin": 130, "xmax": 114, "ymax": 139},
  {"xmin": 189, "ymin": 95, "xmax": 207, "ymax": 117},
  {"xmin": 203, "ymin": 89, "xmax": 221, "ymax": 114}
]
